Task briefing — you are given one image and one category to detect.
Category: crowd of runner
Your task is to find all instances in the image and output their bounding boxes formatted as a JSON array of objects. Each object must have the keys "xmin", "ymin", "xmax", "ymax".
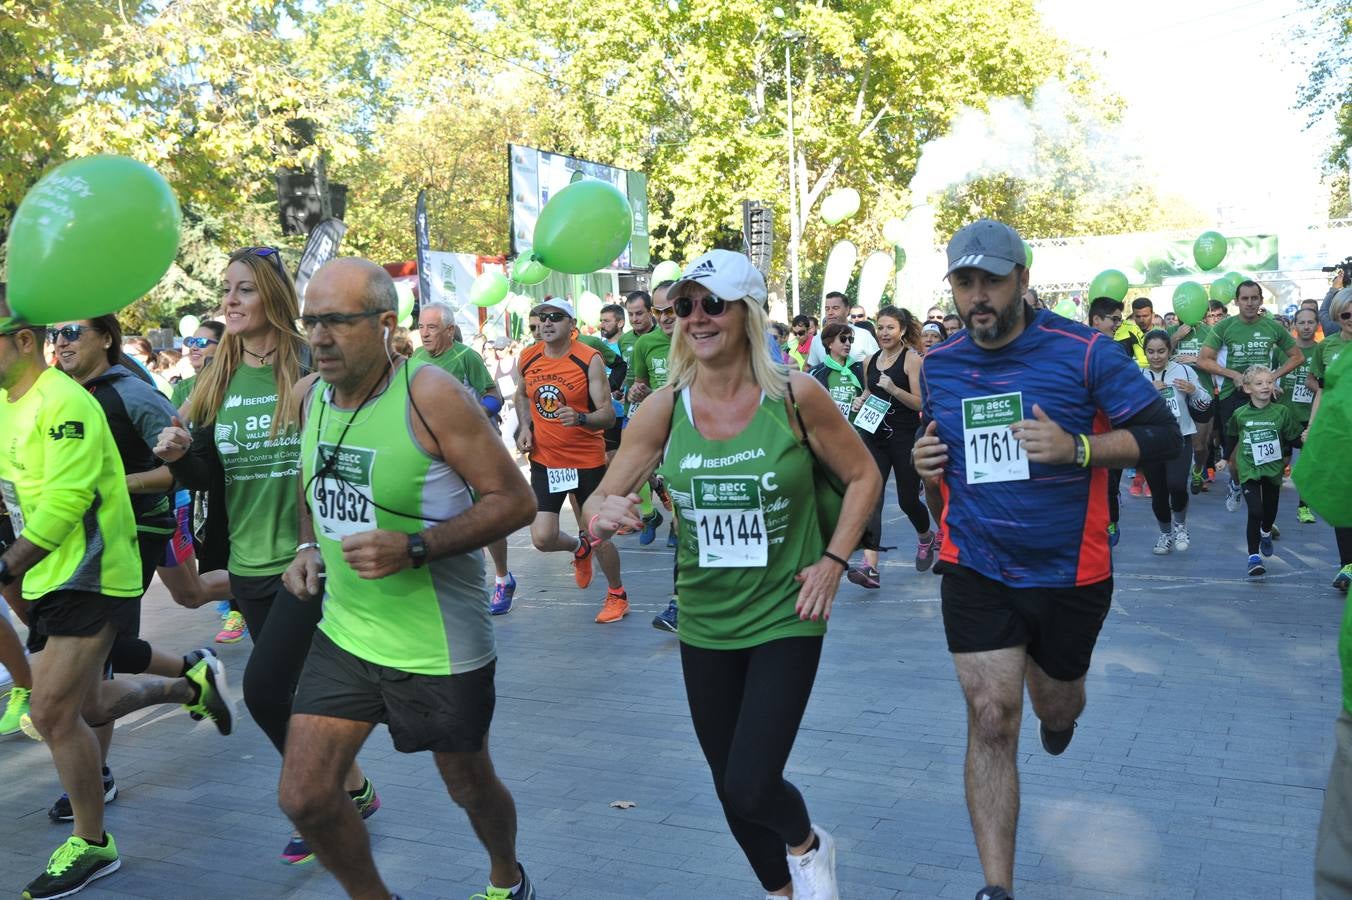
[{"xmin": 0, "ymin": 220, "xmax": 1349, "ymax": 900}]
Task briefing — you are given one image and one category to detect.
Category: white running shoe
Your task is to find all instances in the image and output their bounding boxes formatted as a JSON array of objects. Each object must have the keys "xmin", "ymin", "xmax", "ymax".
[
  {"xmin": 1152, "ymin": 532, "xmax": 1172, "ymax": 555},
  {"xmin": 1173, "ymin": 524, "xmax": 1190, "ymax": 552},
  {"xmin": 1225, "ymin": 481, "xmax": 1242, "ymax": 513},
  {"xmin": 787, "ymin": 825, "xmax": 838, "ymax": 900}
]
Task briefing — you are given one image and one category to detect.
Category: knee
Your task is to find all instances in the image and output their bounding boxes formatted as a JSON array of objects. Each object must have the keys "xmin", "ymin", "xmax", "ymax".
[
  {"xmin": 28, "ymin": 701, "xmax": 78, "ymax": 741},
  {"xmin": 718, "ymin": 765, "xmax": 779, "ymax": 823},
  {"xmin": 966, "ymin": 695, "xmax": 1021, "ymax": 746},
  {"xmin": 528, "ymin": 524, "xmax": 553, "ymax": 552},
  {"xmin": 440, "ymin": 763, "xmax": 492, "ymax": 811},
  {"xmin": 278, "ymin": 775, "xmax": 339, "ymax": 829}
]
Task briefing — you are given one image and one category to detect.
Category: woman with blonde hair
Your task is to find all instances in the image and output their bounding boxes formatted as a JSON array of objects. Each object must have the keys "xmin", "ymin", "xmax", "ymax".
[
  {"xmin": 155, "ymin": 246, "xmax": 378, "ymax": 864},
  {"xmin": 584, "ymin": 250, "xmax": 879, "ymax": 900}
]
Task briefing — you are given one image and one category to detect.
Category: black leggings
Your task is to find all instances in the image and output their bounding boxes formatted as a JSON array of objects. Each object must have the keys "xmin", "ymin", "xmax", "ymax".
[
  {"xmin": 1337, "ymin": 528, "xmax": 1352, "ymax": 567},
  {"xmin": 1141, "ymin": 448, "xmax": 1191, "ymax": 526},
  {"xmin": 865, "ymin": 430, "xmax": 931, "ymax": 539},
  {"xmin": 229, "ymin": 572, "xmax": 324, "ymax": 755},
  {"xmin": 106, "ymin": 530, "xmax": 172, "ymax": 675},
  {"xmin": 680, "ymin": 636, "xmax": 823, "ymax": 891},
  {"xmin": 1242, "ymin": 477, "xmax": 1282, "ymax": 555}
]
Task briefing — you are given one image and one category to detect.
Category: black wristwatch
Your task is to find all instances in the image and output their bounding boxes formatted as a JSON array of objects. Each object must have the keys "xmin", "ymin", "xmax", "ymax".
[
  {"xmin": 0, "ymin": 558, "xmax": 14, "ymax": 586},
  {"xmin": 576, "ymin": 412, "xmax": 589, "ymax": 428},
  {"xmin": 407, "ymin": 533, "xmax": 428, "ymax": 569}
]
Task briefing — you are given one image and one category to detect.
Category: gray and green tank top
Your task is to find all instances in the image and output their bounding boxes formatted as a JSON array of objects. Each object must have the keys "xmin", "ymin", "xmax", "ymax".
[
  {"xmin": 656, "ymin": 388, "xmax": 826, "ymax": 650},
  {"xmin": 301, "ymin": 360, "xmax": 493, "ymax": 676}
]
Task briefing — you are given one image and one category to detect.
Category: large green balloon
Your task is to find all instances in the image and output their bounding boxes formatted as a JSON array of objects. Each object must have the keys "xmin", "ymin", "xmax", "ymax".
[
  {"xmin": 1088, "ymin": 269, "xmax": 1129, "ymax": 302},
  {"xmin": 1208, "ymin": 277, "xmax": 1236, "ymax": 303},
  {"xmin": 511, "ymin": 254, "xmax": 550, "ymax": 286},
  {"xmin": 470, "ymin": 271, "xmax": 509, "ymax": 307},
  {"xmin": 1054, "ymin": 299, "xmax": 1077, "ymax": 319},
  {"xmin": 651, "ymin": 260, "xmax": 684, "ymax": 285},
  {"xmin": 1174, "ymin": 281, "xmax": 1209, "ymax": 324},
  {"xmin": 398, "ymin": 285, "xmax": 416, "ymax": 322},
  {"xmin": 530, "ymin": 179, "xmax": 632, "ymax": 274},
  {"xmin": 1225, "ymin": 270, "xmax": 1247, "ymax": 291},
  {"xmin": 8, "ymin": 155, "xmax": 181, "ymax": 322},
  {"xmin": 1024, "ymin": 242, "xmax": 1034, "ymax": 268},
  {"xmin": 1193, "ymin": 231, "xmax": 1227, "ymax": 272}
]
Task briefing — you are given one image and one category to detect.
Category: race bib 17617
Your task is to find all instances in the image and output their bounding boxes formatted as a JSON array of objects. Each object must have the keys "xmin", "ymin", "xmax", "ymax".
[{"xmin": 962, "ymin": 392, "xmax": 1029, "ymax": 485}]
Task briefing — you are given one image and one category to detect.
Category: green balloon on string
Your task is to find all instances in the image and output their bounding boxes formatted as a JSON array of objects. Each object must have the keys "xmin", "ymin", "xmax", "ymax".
[
  {"xmin": 511, "ymin": 255, "xmax": 550, "ymax": 286},
  {"xmin": 1208, "ymin": 278, "xmax": 1235, "ymax": 303},
  {"xmin": 530, "ymin": 179, "xmax": 633, "ymax": 274},
  {"xmin": 1024, "ymin": 242, "xmax": 1034, "ymax": 268},
  {"xmin": 1088, "ymin": 269, "xmax": 1129, "ymax": 302},
  {"xmin": 1193, "ymin": 231, "xmax": 1227, "ymax": 271},
  {"xmin": 1174, "ymin": 281, "xmax": 1209, "ymax": 324},
  {"xmin": 470, "ymin": 272, "xmax": 509, "ymax": 307}
]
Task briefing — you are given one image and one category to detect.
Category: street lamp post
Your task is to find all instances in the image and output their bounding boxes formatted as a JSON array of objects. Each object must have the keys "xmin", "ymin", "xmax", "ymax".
[{"xmin": 784, "ymin": 31, "xmax": 803, "ymax": 318}]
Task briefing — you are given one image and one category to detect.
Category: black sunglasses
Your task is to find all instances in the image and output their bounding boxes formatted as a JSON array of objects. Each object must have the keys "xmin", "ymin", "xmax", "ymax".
[
  {"xmin": 296, "ymin": 310, "xmax": 384, "ymax": 333},
  {"xmin": 837, "ymin": 335, "xmax": 854, "ymax": 344},
  {"xmin": 183, "ymin": 336, "xmax": 219, "ymax": 349},
  {"xmin": 1341, "ymin": 311, "xmax": 1352, "ymax": 320},
  {"xmin": 538, "ymin": 311, "xmax": 569, "ymax": 323},
  {"xmin": 674, "ymin": 295, "xmax": 737, "ymax": 318},
  {"xmin": 235, "ymin": 245, "xmax": 288, "ymax": 279},
  {"xmin": 48, "ymin": 325, "xmax": 92, "ymax": 343}
]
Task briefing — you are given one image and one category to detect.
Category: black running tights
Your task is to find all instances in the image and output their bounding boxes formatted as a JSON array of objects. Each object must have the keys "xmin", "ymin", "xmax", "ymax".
[
  {"xmin": 229, "ymin": 572, "xmax": 323, "ymax": 755},
  {"xmin": 1338, "ymin": 527, "xmax": 1352, "ymax": 567},
  {"xmin": 1242, "ymin": 476, "xmax": 1282, "ymax": 555},
  {"xmin": 1141, "ymin": 449, "xmax": 1191, "ymax": 527},
  {"xmin": 680, "ymin": 636, "xmax": 822, "ymax": 891},
  {"xmin": 866, "ymin": 431, "xmax": 931, "ymax": 538}
]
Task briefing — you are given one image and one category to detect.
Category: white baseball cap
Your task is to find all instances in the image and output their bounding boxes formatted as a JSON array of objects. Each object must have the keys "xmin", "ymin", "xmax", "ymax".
[
  {"xmin": 675, "ymin": 250, "xmax": 768, "ymax": 304},
  {"xmin": 532, "ymin": 298, "xmax": 575, "ymax": 318}
]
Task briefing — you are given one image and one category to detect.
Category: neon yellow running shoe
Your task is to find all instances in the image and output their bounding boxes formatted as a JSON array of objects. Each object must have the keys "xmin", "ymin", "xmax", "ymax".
[
  {"xmin": 1, "ymin": 685, "xmax": 30, "ymax": 735},
  {"xmin": 22, "ymin": 833, "xmax": 120, "ymax": 899}
]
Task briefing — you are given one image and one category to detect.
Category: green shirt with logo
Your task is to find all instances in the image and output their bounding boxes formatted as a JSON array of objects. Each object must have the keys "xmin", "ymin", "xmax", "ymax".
[
  {"xmin": 411, "ymin": 343, "xmax": 494, "ymax": 399},
  {"xmin": 618, "ymin": 328, "xmax": 651, "ymax": 393},
  {"xmin": 1168, "ymin": 323, "xmax": 1213, "ymax": 394},
  {"xmin": 631, "ymin": 329, "xmax": 673, "ymax": 416},
  {"xmin": 1311, "ymin": 333, "xmax": 1351, "ymax": 385},
  {"xmin": 1279, "ymin": 343, "xmax": 1317, "ymax": 424},
  {"xmin": 1224, "ymin": 401, "xmax": 1302, "ymax": 483},
  {"xmin": 1203, "ymin": 314, "xmax": 1297, "ymax": 398},
  {"xmin": 170, "ymin": 373, "xmax": 196, "ymax": 411},
  {"xmin": 215, "ymin": 364, "xmax": 301, "ymax": 576}
]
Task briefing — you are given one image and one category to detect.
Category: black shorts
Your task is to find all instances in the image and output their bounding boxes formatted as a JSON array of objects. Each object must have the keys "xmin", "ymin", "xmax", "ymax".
[
  {"xmin": 293, "ymin": 630, "xmax": 496, "ymax": 754},
  {"xmin": 1215, "ymin": 391, "xmax": 1248, "ymax": 456},
  {"xmin": 25, "ymin": 591, "xmax": 138, "ymax": 654},
  {"xmin": 604, "ymin": 419, "xmax": 625, "ymax": 452},
  {"xmin": 940, "ymin": 564, "xmax": 1113, "ymax": 682},
  {"xmin": 529, "ymin": 461, "xmax": 607, "ymax": 515}
]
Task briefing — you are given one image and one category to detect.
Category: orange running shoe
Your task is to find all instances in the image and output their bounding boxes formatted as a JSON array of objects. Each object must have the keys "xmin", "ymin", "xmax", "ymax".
[
  {"xmin": 572, "ymin": 532, "xmax": 594, "ymax": 589},
  {"xmin": 595, "ymin": 589, "xmax": 629, "ymax": 623}
]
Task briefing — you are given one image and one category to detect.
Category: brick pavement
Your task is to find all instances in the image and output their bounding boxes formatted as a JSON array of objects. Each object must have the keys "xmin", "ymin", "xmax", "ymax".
[{"xmin": 0, "ymin": 474, "xmax": 1341, "ymax": 899}]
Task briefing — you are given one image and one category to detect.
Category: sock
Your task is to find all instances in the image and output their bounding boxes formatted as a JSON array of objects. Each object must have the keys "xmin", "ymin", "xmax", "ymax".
[
  {"xmin": 638, "ymin": 482, "xmax": 653, "ymax": 517},
  {"xmin": 505, "ymin": 880, "xmax": 522, "ymax": 896},
  {"xmin": 608, "ymin": 584, "xmax": 624, "ymax": 595},
  {"xmin": 87, "ymin": 832, "xmax": 108, "ymax": 848},
  {"xmin": 347, "ymin": 779, "xmax": 369, "ymax": 798},
  {"xmin": 495, "ymin": 574, "xmax": 510, "ymax": 585}
]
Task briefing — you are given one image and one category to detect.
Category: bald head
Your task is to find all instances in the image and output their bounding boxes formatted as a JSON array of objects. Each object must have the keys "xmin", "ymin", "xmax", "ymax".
[{"xmin": 309, "ymin": 258, "xmax": 397, "ymax": 313}]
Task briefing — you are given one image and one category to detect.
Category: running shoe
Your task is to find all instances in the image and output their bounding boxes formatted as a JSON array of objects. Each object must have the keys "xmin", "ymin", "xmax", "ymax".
[
  {"xmin": 490, "ymin": 573, "xmax": 517, "ymax": 616},
  {"xmin": 1128, "ymin": 473, "xmax": 1143, "ymax": 497},
  {"xmin": 1172, "ymin": 524, "xmax": 1190, "ymax": 552},
  {"xmin": 470, "ymin": 863, "xmax": 536, "ymax": 900},
  {"xmin": 183, "ymin": 648, "xmax": 218, "ymax": 722},
  {"xmin": 1259, "ymin": 530, "xmax": 1274, "ymax": 558},
  {"xmin": 280, "ymin": 780, "xmax": 380, "ymax": 866},
  {"xmin": 1270, "ymin": 523, "xmax": 1281, "ymax": 540},
  {"xmin": 847, "ymin": 566, "xmax": 881, "ymax": 589},
  {"xmin": 1298, "ymin": 505, "xmax": 1317, "ymax": 524},
  {"xmin": 915, "ymin": 533, "xmax": 938, "ymax": 572},
  {"xmin": 1248, "ymin": 554, "xmax": 1266, "ymax": 577},
  {"xmin": 20, "ymin": 712, "xmax": 42, "ymax": 741},
  {"xmin": 1152, "ymin": 532, "xmax": 1172, "ymax": 555},
  {"xmin": 1, "ymin": 685, "xmax": 30, "ymax": 736},
  {"xmin": 1107, "ymin": 522, "xmax": 1119, "ymax": 547},
  {"xmin": 1334, "ymin": 564, "xmax": 1352, "ymax": 593},
  {"xmin": 572, "ymin": 532, "xmax": 594, "ymax": 589},
  {"xmin": 1039, "ymin": 720, "xmax": 1076, "ymax": 756},
  {"xmin": 652, "ymin": 596, "xmax": 678, "ymax": 633},
  {"xmin": 215, "ymin": 610, "xmax": 245, "ymax": 644},
  {"xmin": 280, "ymin": 834, "xmax": 314, "ymax": 866},
  {"xmin": 787, "ymin": 824, "xmax": 839, "ymax": 900},
  {"xmin": 666, "ymin": 525, "xmax": 678, "ymax": 548},
  {"xmin": 595, "ymin": 588, "xmax": 629, "ymax": 624},
  {"xmin": 350, "ymin": 777, "xmax": 382, "ymax": 820},
  {"xmin": 637, "ymin": 510, "xmax": 663, "ymax": 546},
  {"xmin": 22, "ymin": 833, "xmax": 120, "ymax": 899},
  {"xmin": 183, "ymin": 654, "xmax": 234, "ymax": 735},
  {"xmin": 1226, "ymin": 481, "xmax": 1242, "ymax": 513},
  {"xmin": 975, "ymin": 887, "xmax": 1014, "ymax": 900},
  {"xmin": 48, "ymin": 767, "xmax": 117, "ymax": 822},
  {"xmin": 1190, "ymin": 467, "xmax": 1203, "ymax": 495},
  {"xmin": 1206, "ymin": 466, "xmax": 1216, "ymax": 482}
]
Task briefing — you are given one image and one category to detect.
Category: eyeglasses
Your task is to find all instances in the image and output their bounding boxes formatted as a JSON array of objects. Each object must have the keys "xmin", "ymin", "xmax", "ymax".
[
  {"xmin": 235, "ymin": 245, "xmax": 288, "ymax": 279},
  {"xmin": 48, "ymin": 325, "xmax": 91, "ymax": 343},
  {"xmin": 848, "ymin": 313, "xmax": 866, "ymax": 321},
  {"xmin": 538, "ymin": 311, "xmax": 569, "ymax": 324},
  {"xmin": 296, "ymin": 310, "xmax": 384, "ymax": 334},
  {"xmin": 183, "ymin": 336, "xmax": 219, "ymax": 350},
  {"xmin": 1110, "ymin": 316, "xmax": 1122, "ymax": 324},
  {"xmin": 653, "ymin": 304, "xmax": 678, "ymax": 318}
]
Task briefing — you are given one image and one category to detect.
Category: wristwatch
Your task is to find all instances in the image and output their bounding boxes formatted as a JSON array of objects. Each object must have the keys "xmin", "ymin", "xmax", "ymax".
[
  {"xmin": 576, "ymin": 412, "xmax": 589, "ymax": 428},
  {"xmin": 0, "ymin": 558, "xmax": 14, "ymax": 586},
  {"xmin": 407, "ymin": 533, "xmax": 428, "ymax": 568},
  {"xmin": 1073, "ymin": 434, "xmax": 1089, "ymax": 467}
]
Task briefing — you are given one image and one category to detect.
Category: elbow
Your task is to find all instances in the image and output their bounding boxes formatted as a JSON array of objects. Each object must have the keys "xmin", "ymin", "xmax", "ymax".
[{"xmin": 509, "ymin": 483, "xmax": 538, "ymax": 532}]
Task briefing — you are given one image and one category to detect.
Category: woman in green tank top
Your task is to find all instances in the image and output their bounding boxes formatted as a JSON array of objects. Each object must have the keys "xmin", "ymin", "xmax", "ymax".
[
  {"xmin": 583, "ymin": 251, "xmax": 880, "ymax": 899},
  {"xmin": 154, "ymin": 247, "xmax": 375, "ymax": 865}
]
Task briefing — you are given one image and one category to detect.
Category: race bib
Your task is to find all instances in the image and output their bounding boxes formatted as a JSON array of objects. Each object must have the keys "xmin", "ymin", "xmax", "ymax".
[
  {"xmin": 0, "ymin": 478, "xmax": 24, "ymax": 534},
  {"xmin": 1250, "ymin": 429, "xmax": 1280, "ymax": 467},
  {"xmin": 1291, "ymin": 381, "xmax": 1314, "ymax": 404},
  {"xmin": 962, "ymin": 392, "xmax": 1029, "ymax": 484},
  {"xmin": 312, "ymin": 445, "xmax": 377, "ymax": 538},
  {"xmin": 547, "ymin": 467, "xmax": 579, "ymax": 494},
  {"xmin": 692, "ymin": 476, "xmax": 767, "ymax": 568},
  {"xmin": 1162, "ymin": 386, "xmax": 1180, "ymax": 419},
  {"xmin": 835, "ymin": 400, "xmax": 853, "ymax": 418},
  {"xmin": 853, "ymin": 394, "xmax": 891, "ymax": 434}
]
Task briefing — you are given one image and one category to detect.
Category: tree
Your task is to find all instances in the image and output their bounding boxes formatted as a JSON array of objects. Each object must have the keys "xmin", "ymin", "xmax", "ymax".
[{"xmin": 1299, "ymin": 0, "xmax": 1351, "ymax": 215}]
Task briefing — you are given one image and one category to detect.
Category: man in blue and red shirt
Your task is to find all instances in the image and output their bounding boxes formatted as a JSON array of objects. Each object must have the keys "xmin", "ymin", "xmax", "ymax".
[{"xmin": 915, "ymin": 219, "xmax": 1182, "ymax": 900}]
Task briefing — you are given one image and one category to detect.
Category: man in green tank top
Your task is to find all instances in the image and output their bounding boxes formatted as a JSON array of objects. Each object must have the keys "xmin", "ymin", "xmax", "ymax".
[
  {"xmin": 0, "ymin": 307, "xmax": 232, "ymax": 900},
  {"xmin": 280, "ymin": 258, "xmax": 539, "ymax": 900}
]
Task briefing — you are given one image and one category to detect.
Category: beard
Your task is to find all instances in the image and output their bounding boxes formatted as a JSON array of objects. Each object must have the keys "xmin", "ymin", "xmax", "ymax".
[{"xmin": 961, "ymin": 298, "xmax": 1023, "ymax": 344}]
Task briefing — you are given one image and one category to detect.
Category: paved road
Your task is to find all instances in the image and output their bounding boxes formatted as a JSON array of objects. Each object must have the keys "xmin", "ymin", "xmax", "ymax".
[{"xmin": 0, "ymin": 472, "xmax": 1341, "ymax": 899}]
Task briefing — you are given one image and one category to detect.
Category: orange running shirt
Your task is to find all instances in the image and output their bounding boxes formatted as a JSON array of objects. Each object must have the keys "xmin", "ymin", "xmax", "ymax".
[{"xmin": 519, "ymin": 340, "xmax": 605, "ymax": 469}]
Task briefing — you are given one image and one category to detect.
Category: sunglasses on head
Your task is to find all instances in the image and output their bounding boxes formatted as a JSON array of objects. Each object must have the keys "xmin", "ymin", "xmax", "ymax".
[
  {"xmin": 183, "ymin": 336, "xmax": 219, "ymax": 350},
  {"xmin": 674, "ymin": 295, "xmax": 739, "ymax": 318},
  {"xmin": 235, "ymin": 245, "xmax": 287, "ymax": 279},
  {"xmin": 48, "ymin": 325, "xmax": 91, "ymax": 343}
]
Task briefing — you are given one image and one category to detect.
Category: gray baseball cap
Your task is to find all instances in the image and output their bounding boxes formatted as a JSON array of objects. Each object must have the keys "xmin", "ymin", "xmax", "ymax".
[{"xmin": 945, "ymin": 219, "xmax": 1026, "ymax": 278}]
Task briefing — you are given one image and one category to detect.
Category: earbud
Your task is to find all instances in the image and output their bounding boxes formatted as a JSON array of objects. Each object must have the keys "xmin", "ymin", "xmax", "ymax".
[{"xmin": 383, "ymin": 326, "xmax": 390, "ymax": 341}]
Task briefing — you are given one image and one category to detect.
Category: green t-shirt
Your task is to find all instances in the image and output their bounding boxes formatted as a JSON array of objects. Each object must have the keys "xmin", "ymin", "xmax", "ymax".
[
  {"xmin": 630, "ymin": 329, "xmax": 673, "ymax": 415},
  {"xmin": 618, "ymin": 328, "xmax": 651, "ymax": 392},
  {"xmin": 1279, "ymin": 343, "xmax": 1317, "ymax": 424},
  {"xmin": 1203, "ymin": 314, "xmax": 1297, "ymax": 398},
  {"xmin": 1224, "ymin": 401, "xmax": 1302, "ymax": 483},
  {"xmin": 170, "ymin": 373, "xmax": 196, "ymax": 411},
  {"xmin": 215, "ymin": 364, "xmax": 301, "ymax": 576},
  {"xmin": 1312, "ymin": 334, "xmax": 1352, "ymax": 385},
  {"xmin": 0, "ymin": 367, "xmax": 141, "ymax": 600},
  {"xmin": 655, "ymin": 390, "xmax": 826, "ymax": 649},
  {"xmin": 1168, "ymin": 323, "xmax": 1213, "ymax": 393},
  {"xmin": 411, "ymin": 343, "xmax": 494, "ymax": 399},
  {"xmin": 821, "ymin": 366, "xmax": 863, "ymax": 416}
]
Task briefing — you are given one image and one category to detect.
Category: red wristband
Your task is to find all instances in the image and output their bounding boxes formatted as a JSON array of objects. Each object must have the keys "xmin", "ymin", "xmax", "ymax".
[{"xmin": 587, "ymin": 513, "xmax": 604, "ymax": 543}]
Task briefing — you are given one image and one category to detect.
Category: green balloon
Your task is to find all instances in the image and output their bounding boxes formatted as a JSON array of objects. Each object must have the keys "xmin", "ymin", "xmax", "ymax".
[
  {"xmin": 576, "ymin": 291, "xmax": 602, "ymax": 326},
  {"xmin": 470, "ymin": 271, "xmax": 509, "ymax": 307},
  {"xmin": 1088, "ymin": 269, "xmax": 1129, "ymax": 302},
  {"xmin": 1208, "ymin": 278, "xmax": 1236, "ymax": 303},
  {"xmin": 399, "ymin": 286, "xmax": 415, "ymax": 322},
  {"xmin": 1024, "ymin": 242, "xmax": 1034, "ymax": 268},
  {"xmin": 894, "ymin": 246, "xmax": 907, "ymax": 271},
  {"xmin": 530, "ymin": 179, "xmax": 633, "ymax": 274},
  {"xmin": 1193, "ymin": 231, "xmax": 1227, "ymax": 272},
  {"xmin": 1225, "ymin": 271, "xmax": 1247, "ymax": 290},
  {"xmin": 8, "ymin": 155, "xmax": 181, "ymax": 322},
  {"xmin": 1175, "ymin": 281, "xmax": 1209, "ymax": 324},
  {"xmin": 651, "ymin": 260, "xmax": 684, "ymax": 285},
  {"xmin": 511, "ymin": 254, "xmax": 549, "ymax": 286},
  {"xmin": 1054, "ymin": 299, "xmax": 1076, "ymax": 319}
]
